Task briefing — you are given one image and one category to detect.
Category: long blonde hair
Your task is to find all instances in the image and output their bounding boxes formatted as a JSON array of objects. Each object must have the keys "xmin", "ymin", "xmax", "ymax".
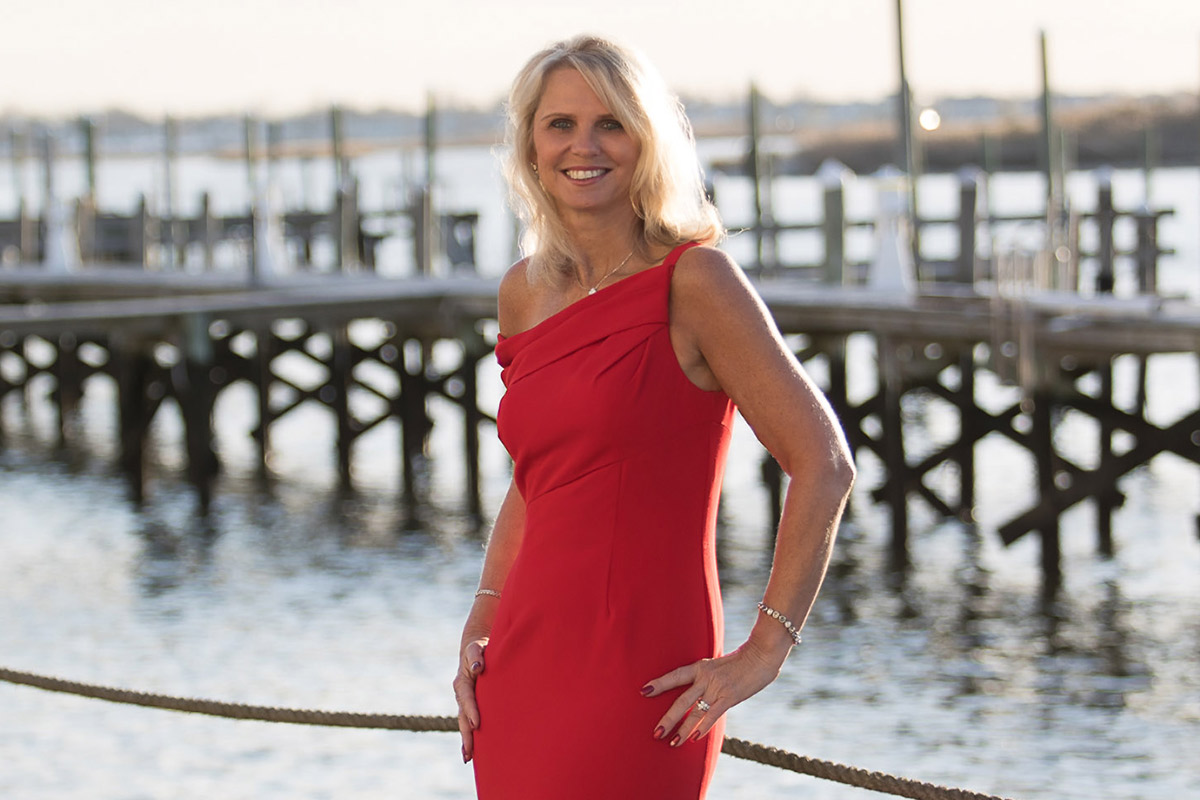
[{"xmin": 503, "ymin": 35, "xmax": 724, "ymax": 283}]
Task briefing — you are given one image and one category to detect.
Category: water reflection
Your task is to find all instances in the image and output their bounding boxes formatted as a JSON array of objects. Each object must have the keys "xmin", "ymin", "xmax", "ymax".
[{"xmin": 2, "ymin": 394, "xmax": 1199, "ymax": 799}]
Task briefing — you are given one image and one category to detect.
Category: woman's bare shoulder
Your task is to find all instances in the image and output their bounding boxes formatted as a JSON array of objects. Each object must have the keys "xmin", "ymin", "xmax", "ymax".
[
  {"xmin": 672, "ymin": 244, "xmax": 754, "ymax": 305},
  {"xmin": 498, "ymin": 258, "xmax": 536, "ymax": 337}
]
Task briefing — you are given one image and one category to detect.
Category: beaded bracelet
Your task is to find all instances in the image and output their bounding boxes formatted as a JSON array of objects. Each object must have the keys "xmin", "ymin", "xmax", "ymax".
[
  {"xmin": 475, "ymin": 588, "xmax": 502, "ymax": 599},
  {"xmin": 757, "ymin": 601, "xmax": 803, "ymax": 646}
]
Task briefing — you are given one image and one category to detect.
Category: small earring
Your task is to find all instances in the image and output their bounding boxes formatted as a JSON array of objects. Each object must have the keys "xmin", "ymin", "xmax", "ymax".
[{"xmin": 530, "ymin": 162, "xmax": 539, "ymax": 174}]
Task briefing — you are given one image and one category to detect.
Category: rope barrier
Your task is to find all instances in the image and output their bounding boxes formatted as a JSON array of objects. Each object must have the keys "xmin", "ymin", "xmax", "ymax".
[{"xmin": 1, "ymin": 666, "xmax": 1017, "ymax": 800}]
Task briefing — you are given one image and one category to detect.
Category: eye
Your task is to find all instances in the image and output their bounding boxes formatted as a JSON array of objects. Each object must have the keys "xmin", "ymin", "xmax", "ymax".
[
  {"xmin": 549, "ymin": 118, "xmax": 573, "ymax": 130},
  {"xmin": 599, "ymin": 118, "xmax": 624, "ymax": 131}
]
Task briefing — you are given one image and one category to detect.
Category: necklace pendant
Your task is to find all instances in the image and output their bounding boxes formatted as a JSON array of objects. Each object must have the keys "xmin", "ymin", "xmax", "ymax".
[{"xmin": 588, "ymin": 287, "xmax": 597, "ymax": 295}]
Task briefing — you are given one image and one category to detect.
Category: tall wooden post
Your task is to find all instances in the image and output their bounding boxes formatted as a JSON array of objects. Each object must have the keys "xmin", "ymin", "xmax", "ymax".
[
  {"xmin": 956, "ymin": 168, "xmax": 983, "ymax": 284},
  {"xmin": 747, "ymin": 83, "xmax": 767, "ymax": 272},
  {"xmin": 957, "ymin": 346, "xmax": 977, "ymax": 519},
  {"xmin": 115, "ymin": 336, "xmax": 153, "ymax": 505},
  {"xmin": 178, "ymin": 313, "xmax": 219, "ymax": 513},
  {"xmin": 254, "ymin": 327, "xmax": 274, "ymax": 477},
  {"xmin": 1096, "ymin": 362, "xmax": 1117, "ymax": 556},
  {"xmin": 1039, "ymin": 31, "xmax": 1064, "ymax": 234},
  {"xmin": 331, "ymin": 105, "xmax": 348, "ymax": 189},
  {"xmin": 461, "ymin": 336, "xmax": 485, "ymax": 523},
  {"xmin": 1096, "ymin": 171, "xmax": 1116, "ymax": 294},
  {"xmin": 424, "ymin": 93, "xmax": 437, "ymax": 197},
  {"xmin": 331, "ymin": 324, "xmax": 354, "ymax": 488},
  {"xmin": 819, "ymin": 160, "xmax": 850, "ymax": 284},
  {"xmin": 163, "ymin": 116, "xmax": 179, "ymax": 268},
  {"xmin": 52, "ymin": 331, "xmax": 82, "ymax": 445},
  {"xmin": 40, "ymin": 128, "xmax": 55, "ymax": 219},
  {"xmin": 1031, "ymin": 388, "xmax": 1061, "ymax": 593},
  {"xmin": 879, "ymin": 335, "xmax": 909, "ymax": 566},
  {"xmin": 895, "ymin": 0, "xmax": 920, "ymax": 268},
  {"xmin": 79, "ymin": 116, "xmax": 97, "ymax": 200},
  {"xmin": 244, "ymin": 115, "xmax": 259, "ymax": 200},
  {"xmin": 8, "ymin": 125, "xmax": 23, "ymax": 213}
]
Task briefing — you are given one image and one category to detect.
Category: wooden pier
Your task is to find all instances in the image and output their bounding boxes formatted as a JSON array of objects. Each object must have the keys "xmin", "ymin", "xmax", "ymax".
[
  {"xmin": 2, "ymin": 99, "xmax": 1198, "ymax": 589},
  {"xmin": 1, "ymin": 267, "xmax": 1196, "ymax": 589}
]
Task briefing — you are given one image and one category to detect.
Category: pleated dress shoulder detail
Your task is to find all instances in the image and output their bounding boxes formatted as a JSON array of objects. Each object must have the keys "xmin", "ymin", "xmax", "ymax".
[{"xmin": 474, "ymin": 242, "xmax": 735, "ymax": 799}]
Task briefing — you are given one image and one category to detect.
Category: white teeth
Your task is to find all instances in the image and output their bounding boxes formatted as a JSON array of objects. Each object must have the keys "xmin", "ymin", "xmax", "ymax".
[{"xmin": 565, "ymin": 168, "xmax": 606, "ymax": 180}]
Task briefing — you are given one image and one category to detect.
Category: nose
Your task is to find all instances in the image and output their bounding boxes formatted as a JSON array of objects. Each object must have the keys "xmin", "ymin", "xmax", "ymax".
[{"xmin": 569, "ymin": 126, "xmax": 600, "ymax": 156}]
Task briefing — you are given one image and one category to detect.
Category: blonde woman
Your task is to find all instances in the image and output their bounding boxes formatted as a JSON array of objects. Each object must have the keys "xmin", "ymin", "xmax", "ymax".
[{"xmin": 453, "ymin": 35, "xmax": 855, "ymax": 799}]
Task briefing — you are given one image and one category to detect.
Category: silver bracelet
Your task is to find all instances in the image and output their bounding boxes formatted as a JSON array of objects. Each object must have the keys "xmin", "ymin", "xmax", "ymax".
[
  {"xmin": 475, "ymin": 588, "xmax": 502, "ymax": 600},
  {"xmin": 757, "ymin": 601, "xmax": 802, "ymax": 646}
]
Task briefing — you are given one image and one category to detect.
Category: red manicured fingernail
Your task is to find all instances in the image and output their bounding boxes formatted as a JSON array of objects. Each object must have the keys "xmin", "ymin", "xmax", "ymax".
[
  {"xmin": 653, "ymin": 726, "xmax": 665, "ymax": 740},
  {"xmin": 471, "ymin": 661, "xmax": 482, "ymax": 672},
  {"xmin": 689, "ymin": 730, "xmax": 702, "ymax": 742},
  {"xmin": 640, "ymin": 684, "xmax": 653, "ymax": 696},
  {"xmin": 669, "ymin": 734, "xmax": 681, "ymax": 747},
  {"xmin": 462, "ymin": 747, "xmax": 470, "ymax": 763}
]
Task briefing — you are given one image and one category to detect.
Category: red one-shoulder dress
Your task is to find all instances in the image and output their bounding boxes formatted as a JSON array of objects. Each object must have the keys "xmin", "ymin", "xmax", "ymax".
[{"xmin": 473, "ymin": 242, "xmax": 734, "ymax": 799}]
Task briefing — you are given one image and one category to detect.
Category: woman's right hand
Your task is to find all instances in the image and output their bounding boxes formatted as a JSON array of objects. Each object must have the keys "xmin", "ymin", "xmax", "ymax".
[{"xmin": 453, "ymin": 635, "xmax": 489, "ymax": 763}]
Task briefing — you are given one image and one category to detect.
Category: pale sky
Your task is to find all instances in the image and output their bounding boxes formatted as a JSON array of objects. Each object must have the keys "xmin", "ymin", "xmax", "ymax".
[{"xmin": 5, "ymin": 0, "xmax": 1200, "ymax": 117}]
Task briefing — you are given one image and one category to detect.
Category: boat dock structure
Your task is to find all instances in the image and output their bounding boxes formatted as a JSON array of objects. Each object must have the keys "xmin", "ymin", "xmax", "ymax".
[
  {"xmin": 1, "ymin": 236, "xmax": 1197, "ymax": 589},
  {"xmin": 3, "ymin": 90, "xmax": 1199, "ymax": 589}
]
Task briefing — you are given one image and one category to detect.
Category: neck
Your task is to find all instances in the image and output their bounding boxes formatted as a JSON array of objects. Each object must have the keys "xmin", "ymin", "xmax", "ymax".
[{"xmin": 560, "ymin": 210, "xmax": 641, "ymax": 284}]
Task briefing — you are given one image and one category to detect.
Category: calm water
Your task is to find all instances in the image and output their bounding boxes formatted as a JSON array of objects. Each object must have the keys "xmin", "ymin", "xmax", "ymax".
[{"xmin": 2, "ymin": 149, "xmax": 1199, "ymax": 799}]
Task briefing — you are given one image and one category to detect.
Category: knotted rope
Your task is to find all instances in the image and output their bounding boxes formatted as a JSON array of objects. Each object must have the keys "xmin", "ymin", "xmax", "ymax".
[{"xmin": 1, "ymin": 666, "xmax": 1016, "ymax": 800}]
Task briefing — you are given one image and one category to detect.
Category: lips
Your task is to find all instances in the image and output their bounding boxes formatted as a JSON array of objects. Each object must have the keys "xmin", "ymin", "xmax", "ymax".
[{"xmin": 564, "ymin": 168, "xmax": 609, "ymax": 180}]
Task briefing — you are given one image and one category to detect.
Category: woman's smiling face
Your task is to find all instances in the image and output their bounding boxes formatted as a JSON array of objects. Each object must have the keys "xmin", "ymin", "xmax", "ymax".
[{"xmin": 531, "ymin": 67, "xmax": 641, "ymax": 218}]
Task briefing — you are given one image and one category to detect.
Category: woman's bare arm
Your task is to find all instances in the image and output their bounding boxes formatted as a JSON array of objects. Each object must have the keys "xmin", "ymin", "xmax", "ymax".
[{"xmin": 644, "ymin": 245, "xmax": 856, "ymax": 744}]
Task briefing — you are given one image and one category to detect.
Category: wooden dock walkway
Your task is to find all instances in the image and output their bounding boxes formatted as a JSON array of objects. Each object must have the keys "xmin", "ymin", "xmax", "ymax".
[{"xmin": 1, "ymin": 269, "xmax": 1196, "ymax": 588}]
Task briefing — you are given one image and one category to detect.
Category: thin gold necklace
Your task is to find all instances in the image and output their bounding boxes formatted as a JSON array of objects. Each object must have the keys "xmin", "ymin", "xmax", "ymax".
[{"xmin": 578, "ymin": 250, "xmax": 634, "ymax": 295}]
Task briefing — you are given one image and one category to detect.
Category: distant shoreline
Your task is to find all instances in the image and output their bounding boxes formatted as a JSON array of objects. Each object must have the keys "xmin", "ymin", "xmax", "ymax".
[{"xmin": 2, "ymin": 93, "xmax": 1195, "ymax": 176}]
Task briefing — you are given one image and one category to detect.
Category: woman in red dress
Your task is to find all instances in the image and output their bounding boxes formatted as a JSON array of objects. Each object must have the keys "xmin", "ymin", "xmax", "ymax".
[{"xmin": 452, "ymin": 35, "xmax": 856, "ymax": 799}]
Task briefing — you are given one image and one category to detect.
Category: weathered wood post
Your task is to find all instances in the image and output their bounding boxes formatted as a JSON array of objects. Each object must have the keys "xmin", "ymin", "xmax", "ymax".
[
  {"xmin": 819, "ymin": 159, "xmax": 850, "ymax": 285},
  {"xmin": 331, "ymin": 324, "xmax": 355, "ymax": 488},
  {"xmin": 16, "ymin": 200, "xmax": 38, "ymax": 263},
  {"xmin": 894, "ymin": 0, "xmax": 921, "ymax": 269},
  {"xmin": 243, "ymin": 114, "xmax": 259, "ymax": 201},
  {"xmin": 52, "ymin": 332, "xmax": 83, "ymax": 445},
  {"xmin": 878, "ymin": 334, "xmax": 909, "ymax": 566},
  {"xmin": 957, "ymin": 346, "xmax": 978, "ymax": 519},
  {"xmin": 199, "ymin": 192, "xmax": 217, "ymax": 271},
  {"xmin": 163, "ymin": 116, "xmax": 180, "ymax": 268},
  {"xmin": 334, "ymin": 177, "xmax": 361, "ymax": 272},
  {"xmin": 1135, "ymin": 209, "xmax": 1159, "ymax": 295},
  {"xmin": 331, "ymin": 105, "xmax": 348, "ymax": 189},
  {"xmin": 133, "ymin": 195, "xmax": 154, "ymax": 267},
  {"xmin": 114, "ymin": 334, "xmax": 155, "ymax": 505},
  {"xmin": 1096, "ymin": 362, "xmax": 1118, "ymax": 556},
  {"xmin": 956, "ymin": 167, "xmax": 984, "ymax": 284},
  {"xmin": 459, "ymin": 332, "xmax": 488, "ymax": 523},
  {"xmin": 75, "ymin": 195, "xmax": 96, "ymax": 262},
  {"xmin": 398, "ymin": 339, "xmax": 435, "ymax": 506},
  {"xmin": 7, "ymin": 125, "xmax": 23, "ymax": 216},
  {"xmin": 746, "ymin": 83, "xmax": 773, "ymax": 274},
  {"xmin": 816, "ymin": 163, "xmax": 853, "ymax": 476},
  {"xmin": 40, "ymin": 128, "xmax": 54, "ymax": 221},
  {"xmin": 253, "ymin": 326, "xmax": 274, "ymax": 477},
  {"xmin": 1096, "ymin": 171, "xmax": 1116, "ymax": 294},
  {"xmin": 1031, "ymin": 387, "xmax": 1062, "ymax": 592},
  {"xmin": 412, "ymin": 185, "xmax": 433, "ymax": 276},
  {"xmin": 79, "ymin": 116, "xmax": 97, "ymax": 200},
  {"xmin": 177, "ymin": 314, "xmax": 219, "ymax": 513}
]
